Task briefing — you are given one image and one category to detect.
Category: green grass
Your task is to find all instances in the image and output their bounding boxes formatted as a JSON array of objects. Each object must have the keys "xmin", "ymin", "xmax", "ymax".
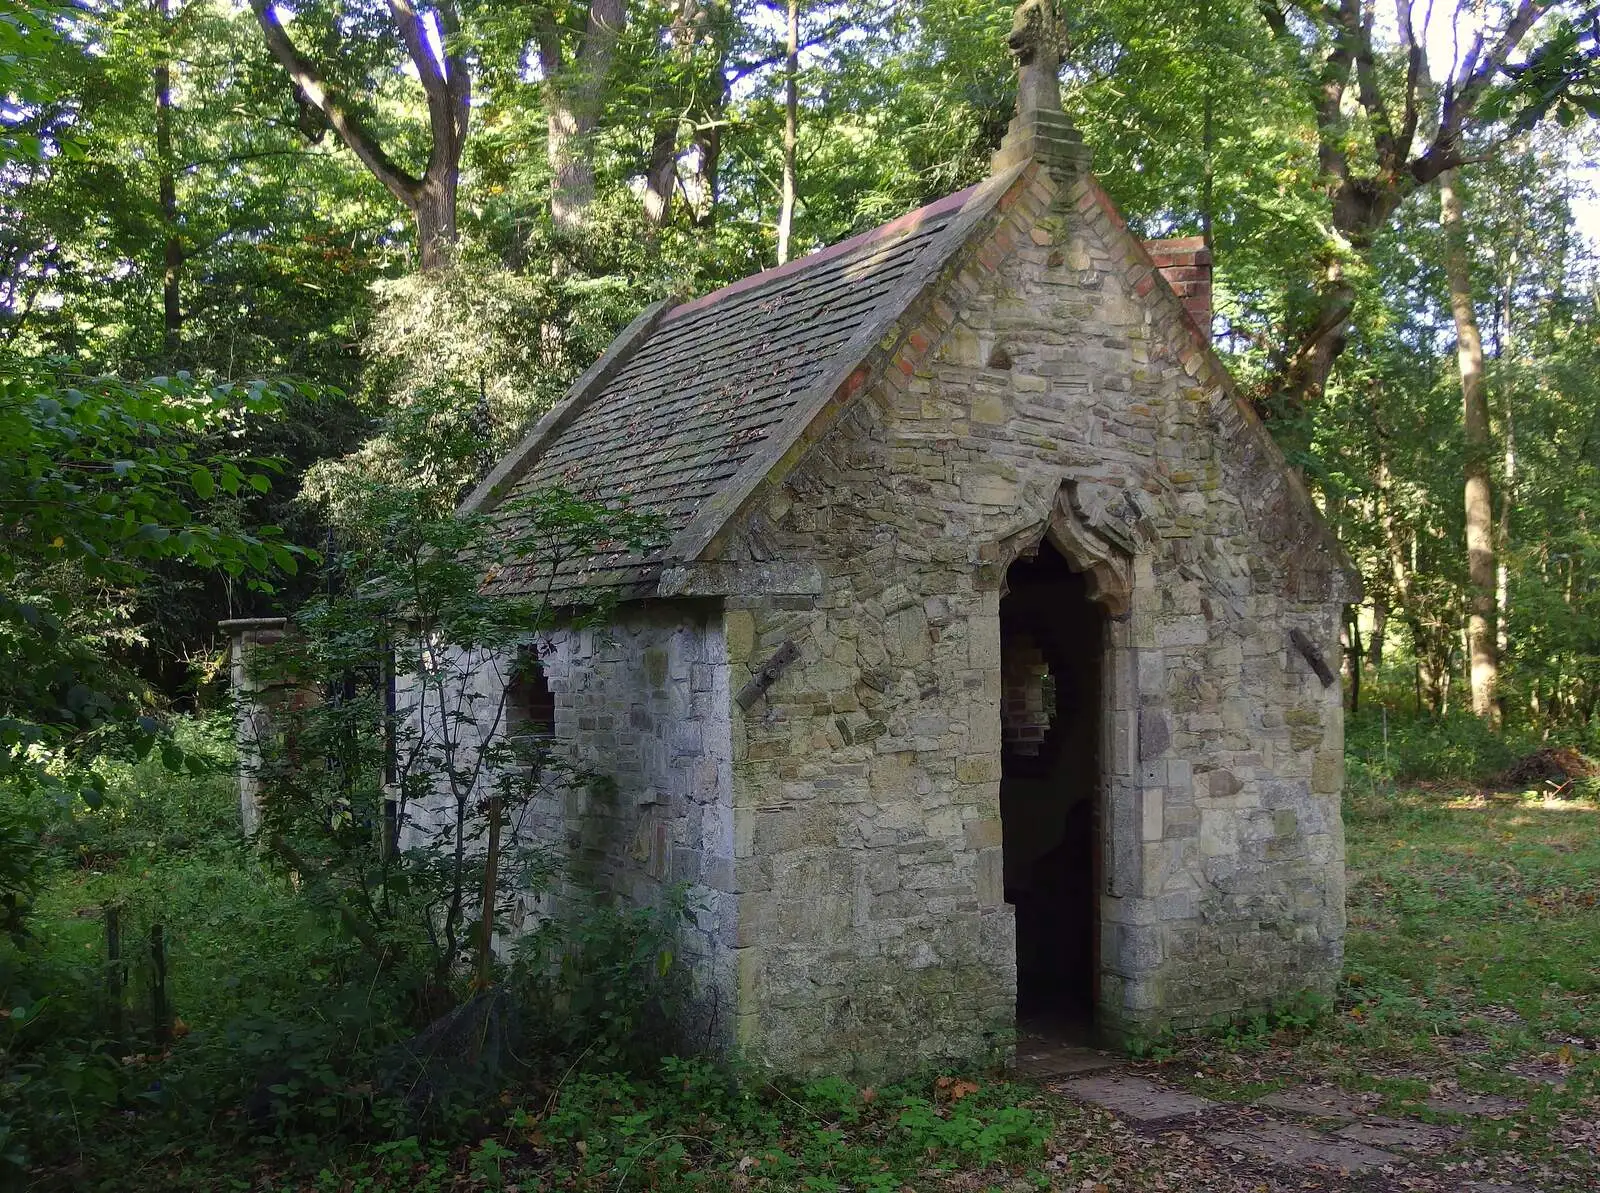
[
  {"xmin": 1157, "ymin": 779, "xmax": 1600, "ymax": 1191},
  {"xmin": 12, "ymin": 716, "xmax": 1600, "ymax": 1191}
]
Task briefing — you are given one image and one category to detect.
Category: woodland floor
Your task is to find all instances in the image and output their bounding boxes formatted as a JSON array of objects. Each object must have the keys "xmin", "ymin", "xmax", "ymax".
[
  {"xmin": 40, "ymin": 782, "xmax": 1600, "ymax": 1192},
  {"xmin": 1002, "ymin": 781, "xmax": 1600, "ymax": 1193}
]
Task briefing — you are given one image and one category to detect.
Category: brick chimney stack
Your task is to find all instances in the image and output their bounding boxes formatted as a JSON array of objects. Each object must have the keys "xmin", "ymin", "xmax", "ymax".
[{"xmin": 1143, "ymin": 236, "xmax": 1212, "ymax": 333}]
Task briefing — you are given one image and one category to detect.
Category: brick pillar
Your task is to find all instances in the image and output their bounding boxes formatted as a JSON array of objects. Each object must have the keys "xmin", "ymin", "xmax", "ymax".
[{"xmin": 1143, "ymin": 236, "xmax": 1212, "ymax": 333}]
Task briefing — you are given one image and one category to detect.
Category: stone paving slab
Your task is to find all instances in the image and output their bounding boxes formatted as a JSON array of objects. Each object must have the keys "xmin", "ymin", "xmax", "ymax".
[
  {"xmin": 1057, "ymin": 1074, "xmax": 1216, "ymax": 1122},
  {"xmin": 1423, "ymin": 1093, "xmax": 1524, "ymax": 1117},
  {"xmin": 1014, "ymin": 1038, "xmax": 1121, "ymax": 1080},
  {"xmin": 1336, "ymin": 1117, "xmax": 1461, "ymax": 1153},
  {"xmin": 1205, "ymin": 1121, "xmax": 1397, "ymax": 1174},
  {"xmin": 1256, "ymin": 1085, "xmax": 1378, "ymax": 1121},
  {"xmin": 1506, "ymin": 1060, "xmax": 1569, "ymax": 1087}
]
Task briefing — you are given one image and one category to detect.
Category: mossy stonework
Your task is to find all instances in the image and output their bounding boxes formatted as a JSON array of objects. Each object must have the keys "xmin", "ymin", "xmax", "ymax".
[
  {"xmin": 704, "ymin": 158, "xmax": 1354, "ymax": 1074},
  {"xmin": 454, "ymin": 118, "xmax": 1357, "ymax": 1078}
]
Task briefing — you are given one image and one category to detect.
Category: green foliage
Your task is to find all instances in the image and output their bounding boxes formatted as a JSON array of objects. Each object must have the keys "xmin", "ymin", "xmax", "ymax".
[
  {"xmin": 1346, "ymin": 707, "xmax": 1521, "ymax": 784},
  {"xmin": 1337, "ymin": 783, "xmax": 1600, "ymax": 1075},
  {"xmin": 1211, "ymin": 990, "xmax": 1331, "ymax": 1050},
  {"xmin": 305, "ymin": 247, "xmax": 650, "ymax": 512},
  {"xmin": 510, "ymin": 894, "xmax": 693, "ymax": 1069},
  {"xmin": 0, "ymin": 716, "xmax": 702, "ymax": 1179},
  {"xmin": 252, "ymin": 479, "xmax": 663, "ymax": 1008},
  {"xmin": 535, "ymin": 1059, "xmax": 1047, "ymax": 1191},
  {"xmin": 7, "ymin": 0, "xmax": 1600, "ymax": 1184},
  {"xmin": 0, "ymin": 363, "xmax": 315, "ymax": 938}
]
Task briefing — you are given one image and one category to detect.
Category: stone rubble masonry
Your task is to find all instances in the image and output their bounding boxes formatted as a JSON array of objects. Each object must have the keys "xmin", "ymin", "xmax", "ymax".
[
  {"xmin": 429, "ymin": 144, "xmax": 1354, "ymax": 1080},
  {"xmin": 534, "ymin": 606, "xmax": 737, "ymax": 1050},
  {"xmin": 1001, "ymin": 631, "xmax": 1052, "ymax": 755},
  {"xmin": 402, "ymin": 608, "xmax": 737, "ymax": 1053},
  {"xmin": 704, "ymin": 154, "xmax": 1353, "ymax": 1075}
]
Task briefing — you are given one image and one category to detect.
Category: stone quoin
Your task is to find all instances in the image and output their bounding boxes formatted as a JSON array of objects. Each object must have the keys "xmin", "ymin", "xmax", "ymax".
[{"xmin": 421, "ymin": 1, "xmax": 1360, "ymax": 1077}]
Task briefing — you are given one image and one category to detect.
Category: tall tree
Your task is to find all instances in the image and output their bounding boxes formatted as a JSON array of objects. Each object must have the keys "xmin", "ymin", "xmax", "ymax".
[
  {"xmin": 1439, "ymin": 168, "xmax": 1499, "ymax": 725},
  {"xmin": 1258, "ymin": 0, "xmax": 1555, "ymax": 417},
  {"xmin": 775, "ymin": 0, "xmax": 798, "ymax": 264},
  {"xmin": 249, "ymin": 0, "xmax": 471, "ymax": 270},
  {"xmin": 640, "ymin": 0, "xmax": 717, "ymax": 228},
  {"xmin": 533, "ymin": 0, "xmax": 626, "ymax": 236},
  {"xmin": 154, "ymin": 0, "xmax": 180, "ymax": 352}
]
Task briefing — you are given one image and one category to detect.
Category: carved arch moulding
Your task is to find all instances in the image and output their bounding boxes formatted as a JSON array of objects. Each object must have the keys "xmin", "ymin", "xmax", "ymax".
[{"xmin": 988, "ymin": 480, "xmax": 1155, "ymax": 617}]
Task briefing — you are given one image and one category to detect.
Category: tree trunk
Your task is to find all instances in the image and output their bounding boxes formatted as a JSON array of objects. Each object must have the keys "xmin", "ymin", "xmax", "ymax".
[
  {"xmin": 250, "ymin": 0, "xmax": 468, "ymax": 273},
  {"xmin": 1495, "ymin": 252, "xmax": 1516, "ymax": 721},
  {"xmin": 1345, "ymin": 610, "xmax": 1362, "ymax": 714},
  {"xmin": 476, "ymin": 794, "xmax": 501, "ymax": 988},
  {"xmin": 155, "ymin": 0, "xmax": 180, "ymax": 356},
  {"xmin": 775, "ymin": 0, "xmax": 799, "ymax": 265},
  {"xmin": 689, "ymin": 73, "xmax": 727, "ymax": 226},
  {"xmin": 643, "ymin": 122, "xmax": 679, "ymax": 227},
  {"xmin": 1440, "ymin": 169, "xmax": 1499, "ymax": 727},
  {"xmin": 1266, "ymin": 174, "xmax": 1399, "ymax": 417},
  {"xmin": 641, "ymin": 0, "xmax": 706, "ymax": 229},
  {"xmin": 1255, "ymin": 0, "xmax": 1547, "ymax": 420},
  {"xmin": 1378, "ymin": 448, "xmax": 1444, "ymax": 715},
  {"xmin": 415, "ymin": 175, "xmax": 458, "ymax": 272},
  {"xmin": 543, "ymin": 0, "xmax": 626, "ymax": 237},
  {"xmin": 1369, "ymin": 587, "xmax": 1387, "ymax": 669}
]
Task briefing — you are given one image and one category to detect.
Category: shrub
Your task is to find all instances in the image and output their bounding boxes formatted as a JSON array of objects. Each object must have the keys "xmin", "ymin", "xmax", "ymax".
[
  {"xmin": 1346, "ymin": 707, "xmax": 1519, "ymax": 783},
  {"xmin": 509, "ymin": 895, "xmax": 694, "ymax": 1071}
]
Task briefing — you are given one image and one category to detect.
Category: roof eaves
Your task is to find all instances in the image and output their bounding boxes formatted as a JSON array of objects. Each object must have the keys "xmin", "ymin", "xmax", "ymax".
[
  {"xmin": 657, "ymin": 160, "xmax": 1035, "ymax": 586},
  {"xmin": 458, "ymin": 297, "xmax": 674, "ymax": 518}
]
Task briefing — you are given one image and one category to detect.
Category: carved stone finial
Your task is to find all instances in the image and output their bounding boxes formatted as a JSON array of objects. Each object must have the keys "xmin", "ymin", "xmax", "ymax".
[
  {"xmin": 1007, "ymin": 0, "xmax": 1064, "ymax": 118},
  {"xmin": 991, "ymin": 0, "xmax": 1087, "ymax": 175}
]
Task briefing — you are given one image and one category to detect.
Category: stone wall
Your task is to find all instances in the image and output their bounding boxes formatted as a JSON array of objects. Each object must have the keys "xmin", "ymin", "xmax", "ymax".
[
  {"xmin": 402, "ymin": 605, "xmax": 738, "ymax": 1049},
  {"xmin": 533, "ymin": 605, "xmax": 737, "ymax": 1047},
  {"xmin": 710, "ymin": 159, "xmax": 1352, "ymax": 1073}
]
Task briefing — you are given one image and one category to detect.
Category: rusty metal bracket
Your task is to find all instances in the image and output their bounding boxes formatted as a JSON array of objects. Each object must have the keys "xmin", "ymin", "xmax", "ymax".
[
  {"xmin": 1290, "ymin": 628, "xmax": 1336, "ymax": 688},
  {"xmin": 736, "ymin": 640, "xmax": 801, "ymax": 710}
]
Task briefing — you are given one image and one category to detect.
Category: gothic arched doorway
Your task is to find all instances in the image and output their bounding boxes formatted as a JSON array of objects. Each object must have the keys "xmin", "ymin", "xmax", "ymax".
[{"xmin": 1000, "ymin": 539, "xmax": 1106, "ymax": 1031}]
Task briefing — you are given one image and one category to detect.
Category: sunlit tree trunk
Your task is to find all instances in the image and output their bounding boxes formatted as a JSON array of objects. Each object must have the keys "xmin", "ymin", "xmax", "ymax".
[
  {"xmin": 1440, "ymin": 169, "xmax": 1499, "ymax": 727},
  {"xmin": 642, "ymin": 0, "xmax": 706, "ymax": 228},
  {"xmin": 155, "ymin": 0, "xmax": 180, "ymax": 355},
  {"xmin": 775, "ymin": 0, "xmax": 799, "ymax": 265},
  {"xmin": 1495, "ymin": 251, "xmax": 1517, "ymax": 721},
  {"xmin": 251, "ymin": 0, "xmax": 470, "ymax": 272},
  {"xmin": 1258, "ymin": 0, "xmax": 1545, "ymax": 421},
  {"xmin": 414, "ymin": 175, "xmax": 459, "ymax": 272},
  {"xmin": 688, "ymin": 68, "xmax": 729, "ymax": 227},
  {"xmin": 537, "ymin": 0, "xmax": 625, "ymax": 237},
  {"xmin": 643, "ymin": 124, "xmax": 679, "ymax": 227}
]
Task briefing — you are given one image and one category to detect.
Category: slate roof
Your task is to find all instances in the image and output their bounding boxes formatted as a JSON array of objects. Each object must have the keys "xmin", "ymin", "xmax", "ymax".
[{"xmin": 469, "ymin": 184, "xmax": 982, "ymax": 600}]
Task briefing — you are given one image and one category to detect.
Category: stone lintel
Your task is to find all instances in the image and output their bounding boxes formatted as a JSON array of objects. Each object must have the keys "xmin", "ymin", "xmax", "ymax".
[{"xmin": 218, "ymin": 617, "xmax": 289, "ymax": 634}]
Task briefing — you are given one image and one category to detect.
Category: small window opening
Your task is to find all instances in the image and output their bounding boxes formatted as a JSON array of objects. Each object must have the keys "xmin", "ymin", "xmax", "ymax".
[
  {"xmin": 1002, "ymin": 631, "xmax": 1058, "ymax": 758},
  {"xmin": 507, "ymin": 648, "xmax": 555, "ymax": 740}
]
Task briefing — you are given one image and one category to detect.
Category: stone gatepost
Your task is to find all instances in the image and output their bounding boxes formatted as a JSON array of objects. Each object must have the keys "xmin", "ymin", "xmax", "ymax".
[{"xmin": 218, "ymin": 617, "xmax": 288, "ymax": 836}]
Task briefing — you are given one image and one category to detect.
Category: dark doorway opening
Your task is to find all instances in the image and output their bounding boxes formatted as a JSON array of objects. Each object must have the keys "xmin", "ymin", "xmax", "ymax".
[{"xmin": 1000, "ymin": 540, "xmax": 1105, "ymax": 1033}]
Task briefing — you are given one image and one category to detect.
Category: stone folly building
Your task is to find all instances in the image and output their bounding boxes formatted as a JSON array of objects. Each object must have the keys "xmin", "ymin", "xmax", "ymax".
[{"xmin": 452, "ymin": 17, "xmax": 1358, "ymax": 1078}]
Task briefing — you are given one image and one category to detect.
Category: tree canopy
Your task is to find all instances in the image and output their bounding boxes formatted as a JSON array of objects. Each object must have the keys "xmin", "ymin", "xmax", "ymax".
[{"xmin": 3, "ymin": 0, "xmax": 1599, "ymax": 769}]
